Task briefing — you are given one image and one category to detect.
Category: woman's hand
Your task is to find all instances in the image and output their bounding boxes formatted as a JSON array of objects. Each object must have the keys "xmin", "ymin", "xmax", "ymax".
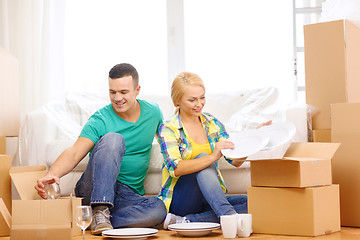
[
  {"xmin": 211, "ymin": 140, "xmax": 235, "ymax": 161},
  {"xmin": 256, "ymin": 120, "xmax": 272, "ymax": 129}
]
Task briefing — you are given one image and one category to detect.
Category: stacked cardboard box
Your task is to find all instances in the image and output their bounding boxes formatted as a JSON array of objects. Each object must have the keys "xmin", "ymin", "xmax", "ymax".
[
  {"xmin": 0, "ymin": 155, "xmax": 11, "ymax": 236},
  {"xmin": 304, "ymin": 19, "xmax": 360, "ymax": 143},
  {"xmin": 0, "ymin": 136, "xmax": 19, "ymax": 166},
  {"xmin": 304, "ymin": 19, "xmax": 360, "ymax": 227},
  {"xmin": 304, "ymin": 20, "xmax": 360, "ymax": 133},
  {"xmin": 331, "ymin": 103, "xmax": 360, "ymax": 227},
  {"xmin": 248, "ymin": 142, "xmax": 341, "ymax": 236},
  {"xmin": 9, "ymin": 165, "xmax": 82, "ymax": 240},
  {"xmin": 0, "ymin": 46, "xmax": 20, "ymax": 137}
]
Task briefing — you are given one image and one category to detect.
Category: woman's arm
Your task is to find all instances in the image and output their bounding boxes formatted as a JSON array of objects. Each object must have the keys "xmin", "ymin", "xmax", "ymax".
[{"xmin": 174, "ymin": 140, "xmax": 235, "ymax": 176}]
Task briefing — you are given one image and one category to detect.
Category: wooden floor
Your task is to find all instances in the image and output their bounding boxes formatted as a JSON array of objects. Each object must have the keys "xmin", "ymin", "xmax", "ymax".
[{"xmin": 2, "ymin": 227, "xmax": 360, "ymax": 239}]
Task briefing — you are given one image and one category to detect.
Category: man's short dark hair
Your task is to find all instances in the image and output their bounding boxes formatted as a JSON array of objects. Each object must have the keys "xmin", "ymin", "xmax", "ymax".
[{"xmin": 109, "ymin": 63, "xmax": 139, "ymax": 87}]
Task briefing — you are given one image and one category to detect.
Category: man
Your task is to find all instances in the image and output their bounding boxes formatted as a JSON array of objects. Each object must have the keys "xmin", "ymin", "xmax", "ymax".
[{"xmin": 35, "ymin": 63, "xmax": 167, "ymax": 235}]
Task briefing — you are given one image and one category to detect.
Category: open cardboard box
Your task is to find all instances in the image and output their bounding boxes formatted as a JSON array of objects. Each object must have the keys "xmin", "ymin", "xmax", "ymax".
[
  {"xmin": 9, "ymin": 165, "xmax": 82, "ymax": 240},
  {"xmin": 0, "ymin": 198, "xmax": 11, "ymax": 236},
  {"xmin": 250, "ymin": 142, "xmax": 340, "ymax": 188}
]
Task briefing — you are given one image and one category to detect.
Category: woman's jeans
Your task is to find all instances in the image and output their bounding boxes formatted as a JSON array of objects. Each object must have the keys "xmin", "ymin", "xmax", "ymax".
[
  {"xmin": 169, "ymin": 153, "xmax": 248, "ymax": 223},
  {"xmin": 75, "ymin": 132, "xmax": 167, "ymax": 228}
]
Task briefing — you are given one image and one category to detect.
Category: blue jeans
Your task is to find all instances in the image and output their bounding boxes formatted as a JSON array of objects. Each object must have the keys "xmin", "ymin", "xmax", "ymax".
[
  {"xmin": 169, "ymin": 153, "xmax": 248, "ymax": 223},
  {"xmin": 75, "ymin": 132, "xmax": 167, "ymax": 228}
]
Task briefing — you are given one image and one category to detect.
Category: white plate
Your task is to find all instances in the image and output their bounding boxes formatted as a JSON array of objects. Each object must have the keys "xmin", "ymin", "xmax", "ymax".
[
  {"xmin": 102, "ymin": 228, "xmax": 158, "ymax": 239},
  {"xmin": 168, "ymin": 222, "xmax": 220, "ymax": 237},
  {"xmin": 221, "ymin": 130, "xmax": 269, "ymax": 158},
  {"xmin": 102, "ymin": 234, "xmax": 156, "ymax": 239},
  {"xmin": 257, "ymin": 121, "xmax": 296, "ymax": 150}
]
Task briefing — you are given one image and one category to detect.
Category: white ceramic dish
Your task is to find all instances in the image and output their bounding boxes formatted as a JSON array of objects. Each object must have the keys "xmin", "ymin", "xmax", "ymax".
[
  {"xmin": 221, "ymin": 130, "xmax": 269, "ymax": 158},
  {"xmin": 168, "ymin": 222, "xmax": 220, "ymax": 237},
  {"xmin": 102, "ymin": 228, "xmax": 158, "ymax": 239},
  {"xmin": 257, "ymin": 121, "xmax": 296, "ymax": 150}
]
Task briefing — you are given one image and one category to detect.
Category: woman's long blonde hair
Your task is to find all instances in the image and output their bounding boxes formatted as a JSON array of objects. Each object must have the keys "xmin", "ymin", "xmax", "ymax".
[{"xmin": 171, "ymin": 72, "xmax": 205, "ymax": 113}]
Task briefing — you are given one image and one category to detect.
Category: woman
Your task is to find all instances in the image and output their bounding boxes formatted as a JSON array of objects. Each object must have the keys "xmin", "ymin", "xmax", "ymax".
[{"xmin": 158, "ymin": 72, "xmax": 250, "ymax": 229}]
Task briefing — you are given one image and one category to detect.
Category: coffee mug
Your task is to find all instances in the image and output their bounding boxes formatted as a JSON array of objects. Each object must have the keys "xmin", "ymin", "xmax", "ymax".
[
  {"xmin": 220, "ymin": 214, "xmax": 238, "ymax": 238},
  {"xmin": 220, "ymin": 213, "xmax": 252, "ymax": 238},
  {"xmin": 237, "ymin": 213, "xmax": 252, "ymax": 238}
]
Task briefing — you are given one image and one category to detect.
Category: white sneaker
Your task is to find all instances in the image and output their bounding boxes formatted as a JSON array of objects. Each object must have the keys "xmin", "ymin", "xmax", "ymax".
[
  {"xmin": 91, "ymin": 207, "xmax": 113, "ymax": 235},
  {"xmin": 163, "ymin": 213, "xmax": 189, "ymax": 230}
]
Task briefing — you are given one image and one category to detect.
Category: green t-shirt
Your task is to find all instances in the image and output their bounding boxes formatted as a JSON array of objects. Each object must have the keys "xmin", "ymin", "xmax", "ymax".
[{"xmin": 80, "ymin": 99, "xmax": 163, "ymax": 195}]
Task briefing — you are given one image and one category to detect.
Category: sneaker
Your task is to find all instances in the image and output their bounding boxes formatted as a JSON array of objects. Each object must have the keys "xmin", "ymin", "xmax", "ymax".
[
  {"xmin": 91, "ymin": 207, "xmax": 113, "ymax": 235},
  {"xmin": 163, "ymin": 213, "xmax": 189, "ymax": 230}
]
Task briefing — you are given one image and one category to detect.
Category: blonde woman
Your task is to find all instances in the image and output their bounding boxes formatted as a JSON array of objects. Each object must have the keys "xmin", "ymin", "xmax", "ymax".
[{"xmin": 158, "ymin": 72, "xmax": 250, "ymax": 229}]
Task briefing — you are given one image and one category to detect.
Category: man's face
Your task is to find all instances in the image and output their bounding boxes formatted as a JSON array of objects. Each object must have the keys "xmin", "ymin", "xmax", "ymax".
[{"xmin": 109, "ymin": 75, "xmax": 140, "ymax": 115}]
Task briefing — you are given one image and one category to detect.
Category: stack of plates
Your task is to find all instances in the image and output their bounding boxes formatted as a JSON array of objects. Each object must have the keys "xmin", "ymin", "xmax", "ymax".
[
  {"xmin": 221, "ymin": 121, "xmax": 296, "ymax": 158},
  {"xmin": 257, "ymin": 121, "xmax": 296, "ymax": 150},
  {"xmin": 102, "ymin": 228, "xmax": 158, "ymax": 239},
  {"xmin": 168, "ymin": 222, "xmax": 220, "ymax": 237}
]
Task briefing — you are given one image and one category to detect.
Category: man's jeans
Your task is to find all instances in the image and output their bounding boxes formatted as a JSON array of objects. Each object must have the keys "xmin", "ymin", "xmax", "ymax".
[
  {"xmin": 75, "ymin": 132, "xmax": 167, "ymax": 228},
  {"xmin": 169, "ymin": 153, "xmax": 248, "ymax": 222}
]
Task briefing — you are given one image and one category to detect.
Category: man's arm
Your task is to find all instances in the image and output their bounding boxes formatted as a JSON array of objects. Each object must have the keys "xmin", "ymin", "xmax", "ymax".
[{"xmin": 35, "ymin": 137, "xmax": 94, "ymax": 198}]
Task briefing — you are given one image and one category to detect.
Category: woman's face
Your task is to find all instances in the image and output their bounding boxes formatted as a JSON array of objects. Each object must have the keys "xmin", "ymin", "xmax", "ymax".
[{"xmin": 178, "ymin": 85, "xmax": 206, "ymax": 118}]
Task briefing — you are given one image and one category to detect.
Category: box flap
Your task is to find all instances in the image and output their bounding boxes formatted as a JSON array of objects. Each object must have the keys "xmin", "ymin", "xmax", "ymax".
[
  {"xmin": 10, "ymin": 165, "xmax": 47, "ymax": 200},
  {"xmin": 0, "ymin": 198, "xmax": 11, "ymax": 228},
  {"xmin": 282, "ymin": 157, "xmax": 326, "ymax": 162},
  {"xmin": 284, "ymin": 142, "xmax": 340, "ymax": 160}
]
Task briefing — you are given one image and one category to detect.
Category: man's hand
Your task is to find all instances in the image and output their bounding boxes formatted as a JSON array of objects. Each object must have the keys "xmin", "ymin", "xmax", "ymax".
[{"xmin": 35, "ymin": 174, "xmax": 60, "ymax": 199}]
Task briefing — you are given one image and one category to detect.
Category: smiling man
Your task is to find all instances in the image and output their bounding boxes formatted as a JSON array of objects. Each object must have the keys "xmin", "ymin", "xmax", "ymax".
[{"xmin": 35, "ymin": 63, "xmax": 167, "ymax": 235}]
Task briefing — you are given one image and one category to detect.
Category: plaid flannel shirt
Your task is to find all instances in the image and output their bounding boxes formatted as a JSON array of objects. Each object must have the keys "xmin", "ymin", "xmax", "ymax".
[{"xmin": 157, "ymin": 112, "xmax": 234, "ymax": 211}]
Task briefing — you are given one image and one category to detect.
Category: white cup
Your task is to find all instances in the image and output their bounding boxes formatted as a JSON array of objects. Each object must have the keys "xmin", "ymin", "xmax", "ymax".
[
  {"xmin": 220, "ymin": 213, "xmax": 253, "ymax": 238},
  {"xmin": 237, "ymin": 213, "xmax": 252, "ymax": 238},
  {"xmin": 220, "ymin": 214, "xmax": 238, "ymax": 238}
]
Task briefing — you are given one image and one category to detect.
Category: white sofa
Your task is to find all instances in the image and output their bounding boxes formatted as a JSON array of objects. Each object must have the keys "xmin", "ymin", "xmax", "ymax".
[{"xmin": 18, "ymin": 87, "xmax": 308, "ymax": 196}]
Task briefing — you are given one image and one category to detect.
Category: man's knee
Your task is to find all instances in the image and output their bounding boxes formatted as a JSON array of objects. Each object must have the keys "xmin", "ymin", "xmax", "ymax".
[
  {"xmin": 147, "ymin": 197, "xmax": 167, "ymax": 224},
  {"xmin": 101, "ymin": 132, "xmax": 125, "ymax": 150}
]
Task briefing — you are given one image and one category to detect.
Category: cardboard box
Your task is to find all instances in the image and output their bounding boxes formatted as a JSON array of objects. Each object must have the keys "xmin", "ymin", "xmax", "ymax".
[
  {"xmin": 248, "ymin": 185, "xmax": 340, "ymax": 236},
  {"xmin": 331, "ymin": 102, "xmax": 360, "ymax": 227},
  {"xmin": 0, "ymin": 137, "xmax": 5, "ymax": 154},
  {"xmin": 312, "ymin": 129, "xmax": 331, "ymax": 142},
  {"xmin": 0, "ymin": 46, "xmax": 20, "ymax": 136},
  {"xmin": 304, "ymin": 20, "xmax": 360, "ymax": 130},
  {"xmin": 0, "ymin": 136, "xmax": 19, "ymax": 166},
  {"xmin": 250, "ymin": 142, "xmax": 340, "ymax": 188},
  {"xmin": 9, "ymin": 165, "xmax": 82, "ymax": 239},
  {"xmin": 0, "ymin": 198, "xmax": 11, "ymax": 236},
  {"xmin": 0, "ymin": 155, "xmax": 11, "ymax": 215}
]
